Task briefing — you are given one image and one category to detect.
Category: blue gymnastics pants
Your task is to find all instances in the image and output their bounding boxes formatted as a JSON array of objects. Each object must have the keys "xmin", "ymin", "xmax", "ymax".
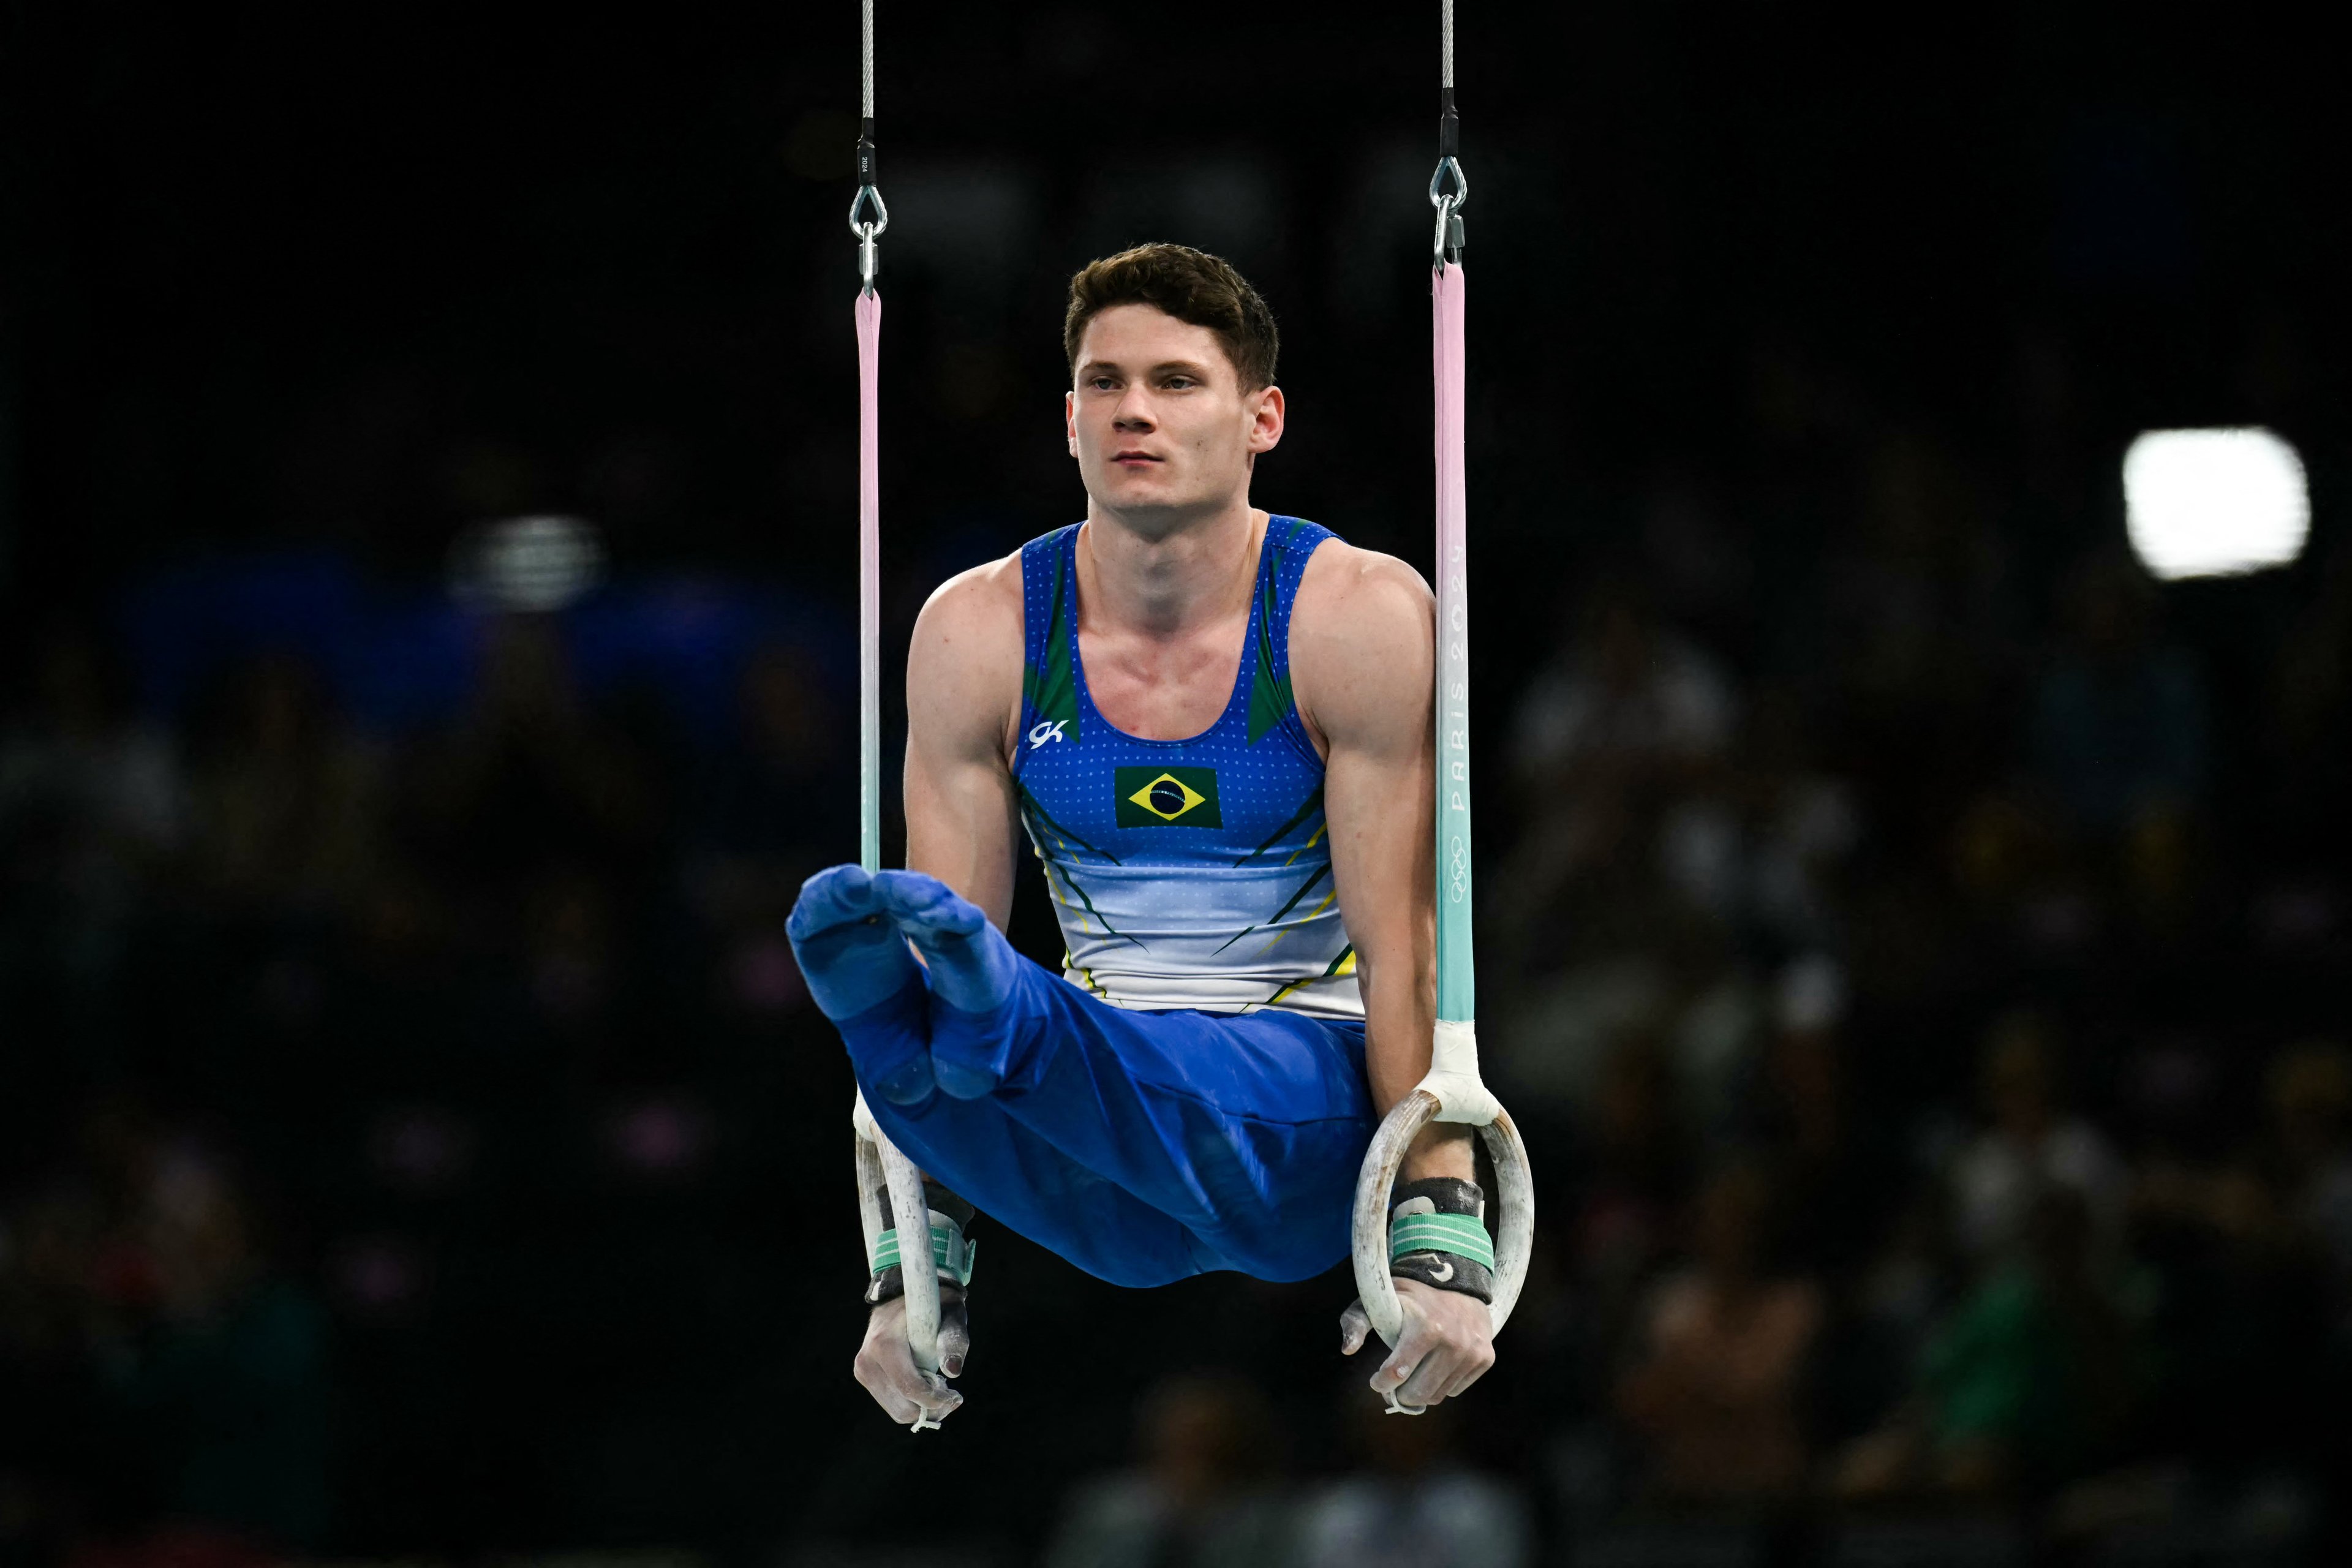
[{"xmin": 802, "ymin": 880, "xmax": 1376, "ymax": 1287}]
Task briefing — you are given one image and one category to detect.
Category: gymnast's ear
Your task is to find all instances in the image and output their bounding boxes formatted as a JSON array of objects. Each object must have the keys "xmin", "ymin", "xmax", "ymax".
[
  {"xmin": 1246, "ymin": 383, "xmax": 1285, "ymax": 456},
  {"xmin": 1065, "ymin": 389, "xmax": 1079, "ymax": 458}
]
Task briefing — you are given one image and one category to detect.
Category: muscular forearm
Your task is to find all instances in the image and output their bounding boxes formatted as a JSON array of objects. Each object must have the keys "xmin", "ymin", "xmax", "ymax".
[{"xmin": 1358, "ymin": 947, "xmax": 1473, "ymax": 1182}]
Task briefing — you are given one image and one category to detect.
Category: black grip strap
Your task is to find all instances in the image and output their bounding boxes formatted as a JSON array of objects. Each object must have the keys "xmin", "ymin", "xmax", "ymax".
[
  {"xmin": 1390, "ymin": 1175, "xmax": 1494, "ymax": 1303},
  {"xmin": 864, "ymin": 1182, "xmax": 974, "ymax": 1306}
]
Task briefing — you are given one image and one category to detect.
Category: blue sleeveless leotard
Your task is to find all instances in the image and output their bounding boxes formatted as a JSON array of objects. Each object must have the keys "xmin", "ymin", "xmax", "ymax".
[
  {"xmin": 791, "ymin": 514, "xmax": 1379, "ymax": 1286},
  {"xmin": 1011, "ymin": 516, "xmax": 1361, "ymax": 1019}
]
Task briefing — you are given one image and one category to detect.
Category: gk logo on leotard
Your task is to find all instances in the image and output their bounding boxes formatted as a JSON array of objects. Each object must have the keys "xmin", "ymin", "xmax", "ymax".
[{"xmin": 1027, "ymin": 720, "xmax": 1068, "ymax": 749}]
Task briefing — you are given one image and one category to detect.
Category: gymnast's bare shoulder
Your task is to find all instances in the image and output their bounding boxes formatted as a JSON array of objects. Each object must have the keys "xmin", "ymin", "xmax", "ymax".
[
  {"xmin": 907, "ymin": 552, "xmax": 1027, "ymax": 763},
  {"xmin": 1288, "ymin": 540, "xmax": 1436, "ymax": 758},
  {"xmin": 903, "ymin": 552, "xmax": 1028, "ymax": 924}
]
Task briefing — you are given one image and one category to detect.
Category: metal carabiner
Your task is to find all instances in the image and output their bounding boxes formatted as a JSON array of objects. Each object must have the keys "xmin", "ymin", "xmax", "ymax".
[
  {"xmin": 1427, "ymin": 157, "xmax": 1468, "ymax": 265},
  {"xmin": 1427, "ymin": 156, "xmax": 1469, "ymax": 212},
  {"xmin": 847, "ymin": 184, "xmax": 889, "ymax": 289}
]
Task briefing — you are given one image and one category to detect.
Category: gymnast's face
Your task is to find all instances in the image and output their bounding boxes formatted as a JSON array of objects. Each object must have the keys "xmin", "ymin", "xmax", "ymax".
[{"xmin": 1066, "ymin": 304, "xmax": 1284, "ymax": 531}]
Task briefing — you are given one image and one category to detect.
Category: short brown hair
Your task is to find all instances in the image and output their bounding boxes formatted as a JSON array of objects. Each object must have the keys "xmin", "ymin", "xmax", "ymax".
[{"xmin": 1063, "ymin": 244, "xmax": 1279, "ymax": 391}]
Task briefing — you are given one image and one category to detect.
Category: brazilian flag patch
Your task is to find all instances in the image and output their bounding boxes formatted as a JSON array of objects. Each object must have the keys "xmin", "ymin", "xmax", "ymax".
[{"xmin": 1115, "ymin": 766, "xmax": 1222, "ymax": 828}]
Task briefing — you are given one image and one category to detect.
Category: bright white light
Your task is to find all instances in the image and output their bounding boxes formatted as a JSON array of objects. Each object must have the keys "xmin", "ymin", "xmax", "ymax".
[
  {"xmin": 2123, "ymin": 428, "xmax": 2310, "ymax": 581},
  {"xmin": 449, "ymin": 515, "xmax": 606, "ymax": 612}
]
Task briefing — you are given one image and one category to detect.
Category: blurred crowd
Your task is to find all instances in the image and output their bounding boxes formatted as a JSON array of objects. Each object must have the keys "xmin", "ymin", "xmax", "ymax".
[
  {"xmin": 5, "ymin": 363, "xmax": 2351, "ymax": 1568},
  {"xmin": 1462, "ymin": 402, "xmax": 2351, "ymax": 1562}
]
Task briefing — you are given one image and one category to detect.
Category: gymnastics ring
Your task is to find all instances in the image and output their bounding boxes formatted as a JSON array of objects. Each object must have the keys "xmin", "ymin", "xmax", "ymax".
[
  {"xmin": 853, "ymin": 1091, "xmax": 946, "ymax": 1429},
  {"xmin": 1348, "ymin": 1019, "xmax": 1534, "ymax": 1411}
]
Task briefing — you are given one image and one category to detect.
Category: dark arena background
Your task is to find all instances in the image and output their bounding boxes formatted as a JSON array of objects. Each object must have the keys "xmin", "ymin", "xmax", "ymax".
[{"xmin": 4, "ymin": 1, "xmax": 2350, "ymax": 1564}]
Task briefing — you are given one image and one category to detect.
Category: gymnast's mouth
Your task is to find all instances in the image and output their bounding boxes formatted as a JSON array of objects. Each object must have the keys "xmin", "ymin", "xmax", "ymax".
[{"xmin": 1110, "ymin": 449, "xmax": 1163, "ymax": 464}]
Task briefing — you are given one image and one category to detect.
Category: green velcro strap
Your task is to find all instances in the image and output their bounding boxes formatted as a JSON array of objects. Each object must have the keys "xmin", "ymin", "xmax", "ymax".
[
  {"xmin": 870, "ymin": 1221, "xmax": 978, "ymax": 1287},
  {"xmin": 1389, "ymin": 1212, "xmax": 1495, "ymax": 1270}
]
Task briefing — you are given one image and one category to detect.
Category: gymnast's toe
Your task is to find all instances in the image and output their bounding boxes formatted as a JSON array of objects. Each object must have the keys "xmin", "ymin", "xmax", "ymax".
[
  {"xmin": 871, "ymin": 869, "xmax": 987, "ymax": 936},
  {"xmin": 788, "ymin": 864, "xmax": 922, "ymax": 1022},
  {"xmin": 787, "ymin": 863, "xmax": 889, "ymax": 940}
]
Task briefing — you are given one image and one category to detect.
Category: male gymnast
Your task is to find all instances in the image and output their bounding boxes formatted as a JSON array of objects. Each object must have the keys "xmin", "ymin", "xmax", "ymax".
[{"xmin": 789, "ymin": 243, "xmax": 1498, "ymax": 1428}]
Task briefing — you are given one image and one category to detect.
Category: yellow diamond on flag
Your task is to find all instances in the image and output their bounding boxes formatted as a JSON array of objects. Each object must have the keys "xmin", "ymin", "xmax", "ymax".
[{"xmin": 1128, "ymin": 771, "xmax": 1207, "ymax": 822}]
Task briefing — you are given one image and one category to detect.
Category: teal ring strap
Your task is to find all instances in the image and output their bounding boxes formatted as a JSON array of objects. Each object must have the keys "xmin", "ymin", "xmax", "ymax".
[
  {"xmin": 1389, "ymin": 1212, "xmax": 1495, "ymax": 1270},
  {"xmin": 872, "ymin": 1221, "xmax": 978, "ymax": 1287}
]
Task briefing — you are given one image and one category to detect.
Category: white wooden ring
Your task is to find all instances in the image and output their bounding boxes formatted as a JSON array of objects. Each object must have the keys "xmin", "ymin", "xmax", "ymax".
[
  {"xmin": 1349, "ymin": 1088, "xmax": 1534, "ymax": 1349},
  {"xmin": 851, "ymin": 1093, "xmax": 943, "ymax": 1384}
]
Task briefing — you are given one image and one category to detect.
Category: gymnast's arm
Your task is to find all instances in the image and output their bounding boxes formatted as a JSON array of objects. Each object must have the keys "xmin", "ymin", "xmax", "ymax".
[
  {"xmin": 1292, "ymin": 543, "xmax": 1461, "ymax": 1178},
  {"xmin": 1294, "ymin": 541, "xmax": 1497, "ymax": 1408},
  {"xmin": 845, "ymin": 555, "xmax": 1027, "ymax": 1427},
  {"xmin": 903, "ymin": 554, "xmax": 1027, "ymax": 923}
]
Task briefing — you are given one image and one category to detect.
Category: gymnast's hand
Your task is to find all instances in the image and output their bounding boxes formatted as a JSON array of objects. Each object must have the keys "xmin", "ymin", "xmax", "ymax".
[
  {"xmin": 854, "ymin": 1287, "xmax": 971, "ymax": 1427},
  {"xmin": 1338, "ymin": 1277, "xmax": 1496, "ymax": 1409}
]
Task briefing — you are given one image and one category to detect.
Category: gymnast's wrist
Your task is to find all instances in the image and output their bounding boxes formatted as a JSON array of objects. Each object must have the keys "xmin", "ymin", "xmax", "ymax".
[
  {"xmin": 1398, "ymin": 1122, "xmax": 1476, "ymax": 1183},
  {"xmin": 864, "ymin": 1182, "xmax": 978, "ymax": 1306},
  {"xmin": 1388, "ymin": 1175, "xmax": 1494, "ymax": 1304}
]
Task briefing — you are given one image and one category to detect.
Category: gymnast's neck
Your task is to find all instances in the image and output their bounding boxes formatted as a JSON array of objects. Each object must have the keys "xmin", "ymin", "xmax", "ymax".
[{"xmin": 1074, "ymin": 503, "xmax": 1269, "ymax": 643}]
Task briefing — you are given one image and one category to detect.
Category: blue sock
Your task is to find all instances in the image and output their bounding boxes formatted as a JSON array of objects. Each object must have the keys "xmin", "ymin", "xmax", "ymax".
[
  {"xmin": 834, "ymin": 981, "xmax": 937, "ymax": 1108},
  {"xmin": 788, "ymin": 864, "xmax": 935, "ymax": 1104},
  {"xmin": 872, "ymin": 870, "xmax": 1022, "ymax": 1099},
  {"xmin": 872, "ymin": 871, "xmax": 1018, "ymax": 1012}
]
